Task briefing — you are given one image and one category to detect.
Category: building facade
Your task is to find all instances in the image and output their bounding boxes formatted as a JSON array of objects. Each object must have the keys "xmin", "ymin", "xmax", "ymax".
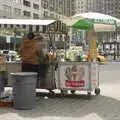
[
  {"xmin": 76, "ymin": 0, "xmax": 120, "ymax": 19},
  {"xmin": 0, "ymin": 0, "xmax": 75, "ymax": 19},
  {"xmin": 76, "ymin": 0, "xmax": 95, "ymax": 14},
  {"xmin": 41, "ymin": 0, "xmax": 75, "ymax": 19}
]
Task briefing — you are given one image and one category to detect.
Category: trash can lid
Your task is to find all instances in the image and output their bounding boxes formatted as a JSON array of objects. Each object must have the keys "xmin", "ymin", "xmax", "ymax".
[{"xmin": 10, "ymin": 72, "xmax": 37, "ymax": 76}]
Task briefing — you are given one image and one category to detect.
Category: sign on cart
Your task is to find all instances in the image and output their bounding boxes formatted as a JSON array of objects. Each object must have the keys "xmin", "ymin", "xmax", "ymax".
[{"xmin": 59, "ymin": 63, "xmax": 89, "ymax": 89}]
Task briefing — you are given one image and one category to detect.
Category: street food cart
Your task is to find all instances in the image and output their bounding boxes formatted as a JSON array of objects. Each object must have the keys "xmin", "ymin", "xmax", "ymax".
[
  {"xmin": 54, "ymin": 30, "xmax": 100, "ymax": 97},
  {"xmin": 56, "ymin": 12, "xmax": 120, "ymax": 97}
]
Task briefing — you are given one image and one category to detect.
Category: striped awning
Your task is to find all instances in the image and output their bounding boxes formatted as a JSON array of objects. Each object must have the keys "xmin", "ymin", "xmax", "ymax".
[
  {"xmin": 0, "ymin": 19, "xmax": 55, "ymax": 25},
  {"xmin": 0, "ymin": 19, "xmax": 56, "ymax": 34}
]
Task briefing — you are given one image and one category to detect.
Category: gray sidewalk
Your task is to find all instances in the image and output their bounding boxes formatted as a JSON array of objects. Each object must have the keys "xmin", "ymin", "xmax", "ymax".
[
  {"xmin": 1, "ymin": 62, "xmax": 120, "ymax": 120},
  {"xmin": 0, "ymin": 85, "xmax": 120, "ymax": 120}
]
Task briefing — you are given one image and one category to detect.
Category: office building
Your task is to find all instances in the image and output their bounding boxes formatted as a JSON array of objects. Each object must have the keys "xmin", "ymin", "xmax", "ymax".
[
  {"xmin": 0, "ymin": 0, "xmax": 75, "ymax": 19},
  {"xmin": 76, "ymin": 0, "xmax": 120, "ymax": 19}
]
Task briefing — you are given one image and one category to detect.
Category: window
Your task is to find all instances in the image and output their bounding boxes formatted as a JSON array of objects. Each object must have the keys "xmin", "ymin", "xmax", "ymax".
[
  {"xmin": 50, "ymin": 0, "xmax": 54, "ymax": 9},
  {"xmin": 56, "ymin": 15, "xmax": 58, "ymax": 19},
  {"xmin": 23, "ymin": 0, "xmax": 31, "ymax": 7},
  {"xmin": 33, "ymin": 13, "xmax": 39, "ymax": 19},
  {"xmin": 50, "ymin": 13, "xmax": 54, "ymax": 18},
  {"xmin": 13, "ymin": 0, "xmax": 21, "ymax": 4},
  {"xmin": 3, "ymin": 5, "xmax": 12, "ymax": 13},
  {"xmin": 59, "ymin": 0, "xmax": 62, "ymax": 5},
  {"xmin": 50, "ymin": 6, "xmax": 54, "ymax": 11},
  {"xmin": 42, "ymin": 0, "xmax": 48, "ymax": 9},
  {"xmin": 44, "ymin": 11, "xmax": 48, "ymax": 17},
  {"xmin": 23, "ymin": 10, "xmax": 31, "ymax": 17},
  {"xmin": 14, "ymin": 8, "xmax": 21, "ymax": 15},
  {"xmin": 34, "ymin": 0, "xmax": 39, "ymax": 3},
  {"xmin": 33, "ymin": 3, "xmax": 39, "ymax": 10}
]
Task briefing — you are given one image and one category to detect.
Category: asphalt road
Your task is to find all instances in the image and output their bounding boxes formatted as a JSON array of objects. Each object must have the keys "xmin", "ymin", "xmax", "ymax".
[{"xmin": 99, "ymin": 62, "xmax": 120, "ymax": 84}]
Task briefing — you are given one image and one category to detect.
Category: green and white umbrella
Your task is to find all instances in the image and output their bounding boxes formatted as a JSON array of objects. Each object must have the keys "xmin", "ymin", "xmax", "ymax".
[{"xmin": 62, "ymin": 12, "xmax": 120, "ymax": 32}]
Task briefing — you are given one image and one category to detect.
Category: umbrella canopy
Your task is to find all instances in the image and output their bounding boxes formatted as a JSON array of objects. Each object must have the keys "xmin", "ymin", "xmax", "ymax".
[{"xmin": 62, "ymin": 12, "xmax": 120, "ymax": 32}]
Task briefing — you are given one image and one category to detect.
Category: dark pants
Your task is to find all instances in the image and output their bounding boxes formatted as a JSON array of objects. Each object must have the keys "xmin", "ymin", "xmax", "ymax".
[
  {"xmin": 37, "ymin": 63, "xmax": 49, "ymax": 88},
  {"xmin": 22, "ymin": 63, "xmax": 38, "ymax": 72},
  {"xmin": 22, "ymin": 63, "xmax": 49, "ymax": 88},
  {"xmin": 22, "ymin": 63, "xmax": 39, "ymax": 88}
]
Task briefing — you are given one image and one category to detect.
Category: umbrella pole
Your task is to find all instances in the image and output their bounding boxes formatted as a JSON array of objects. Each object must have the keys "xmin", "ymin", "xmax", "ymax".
[{"xmin": 87, "ymin": 29, "xmax": 97, "ymax": 61}]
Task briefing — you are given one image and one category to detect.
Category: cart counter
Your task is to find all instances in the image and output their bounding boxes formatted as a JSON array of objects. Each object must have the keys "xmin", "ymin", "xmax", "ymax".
[{"xmin": 56, "ymin": 61, "xmax": 99, "ymax": 92}]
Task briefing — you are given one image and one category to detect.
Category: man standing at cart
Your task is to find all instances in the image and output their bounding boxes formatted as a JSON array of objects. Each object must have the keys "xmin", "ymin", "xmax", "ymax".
[{"xmin": 19, "ymin": 32, "xmax": 41, "ymax": 72}]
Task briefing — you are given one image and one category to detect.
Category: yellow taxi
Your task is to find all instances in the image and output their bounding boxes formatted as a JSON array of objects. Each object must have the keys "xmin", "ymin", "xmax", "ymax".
[
  {"xmin": 84, "ymin": 52, "xmax": 107, "ymax": 64},
  {"xmin": 96, "ymin": 54, "xmax": 107, "ymax": 64}
]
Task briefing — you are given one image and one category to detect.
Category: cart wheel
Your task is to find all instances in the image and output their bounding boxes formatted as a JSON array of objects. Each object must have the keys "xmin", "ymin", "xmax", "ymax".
[
  {"xmin": 71, "ymin": 90, "xmax": 75, "ymax": 94},
  {"xmin": 95, "ymin": 88, "xmax": 100, "ymax": 95},
  {"xmin": 87, "ymin": 92, "xmax": 91, "ymax": 99}
]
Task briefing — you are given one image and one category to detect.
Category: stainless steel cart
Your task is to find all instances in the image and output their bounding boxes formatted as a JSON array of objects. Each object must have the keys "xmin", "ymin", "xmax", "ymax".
[{"xmin": 55, "ymin": 61, "xmax": 100, "ymax": 97}]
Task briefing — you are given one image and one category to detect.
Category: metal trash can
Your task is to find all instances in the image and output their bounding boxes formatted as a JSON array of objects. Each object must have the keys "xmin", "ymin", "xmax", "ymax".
[{"xmin": 11, "ymin": 72, "xmax": 37, "ymax": 110}]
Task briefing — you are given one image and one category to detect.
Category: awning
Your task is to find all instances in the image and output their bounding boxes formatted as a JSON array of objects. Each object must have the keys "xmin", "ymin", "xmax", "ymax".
[{"xmin": 0, "ymin": 19, "xmax": 56, "ymax": 25}]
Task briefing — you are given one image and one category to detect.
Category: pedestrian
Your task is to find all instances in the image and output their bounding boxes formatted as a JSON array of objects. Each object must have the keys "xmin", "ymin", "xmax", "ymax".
[
  {"xmin": 19, "ymin": 32, "xmax": 40, "ymax": 72},
  {"xmin": 35, "ymin": 35, "xmax": 49, "ymax": 88}
]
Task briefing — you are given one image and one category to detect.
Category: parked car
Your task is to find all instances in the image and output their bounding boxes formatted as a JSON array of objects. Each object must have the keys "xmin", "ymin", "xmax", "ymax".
[
  {"xmin": 0, "ymin": 50, "xmax": 21, "ymax": 62},
  {"xmin": 96, "ymin": 54, "xmax": 107, "ymax": 64}
]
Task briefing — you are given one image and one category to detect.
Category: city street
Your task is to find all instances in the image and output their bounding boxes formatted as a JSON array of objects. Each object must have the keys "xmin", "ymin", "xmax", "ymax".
[
  {"xmin": 0, "ymin": 0, "xmax": 120, "ymax": 120},
  {"xmin": 0, "ymin": 62, "xmax": 120, "ymax": 120}
]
